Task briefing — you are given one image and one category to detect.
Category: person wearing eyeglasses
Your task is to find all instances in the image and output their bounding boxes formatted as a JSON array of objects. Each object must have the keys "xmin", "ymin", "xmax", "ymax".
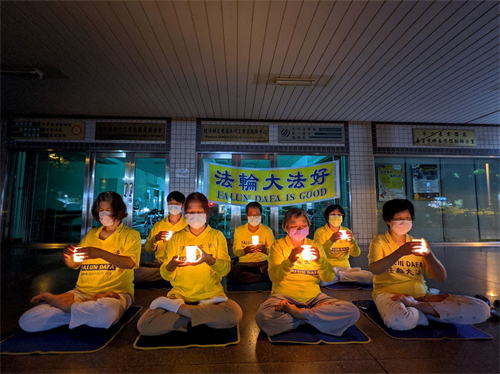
[
  {"xmin": 228, "ymin": 202, "xmax": 275, "ymax": 284},
  {"xmin": 255, "ymin": 208, "xmax": 359, "ymax": 336},
  {"xmin": 313, "ymin": 204, "xmax": 373, "ymax": 286},
  {"xmin": 368, "ymin": 199, "xmax": 490, "ymax": 331}
]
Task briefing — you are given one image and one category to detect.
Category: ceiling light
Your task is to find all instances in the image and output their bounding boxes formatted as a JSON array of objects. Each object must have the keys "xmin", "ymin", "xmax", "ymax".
[
  {"xmin": 1, "ymin": 66, "xmax": 45, "ymax": 79},
  {"xmin": 274, "ymin": 77, "xmax": 316, "ymax": 86}
]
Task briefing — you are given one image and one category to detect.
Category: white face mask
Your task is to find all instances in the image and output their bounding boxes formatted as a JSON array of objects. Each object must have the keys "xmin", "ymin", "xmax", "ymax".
[
  {"xmin": 391, "ymin": 220, "xmax": 412, "ymax": 235},
  {"xmin": 329, "ymin": 215, "xmax": 343, "ymax": 227},
  {"xmin": 247, "ymin": 216, "xmax": 261, "ymax": 227},
  {"xmin": 168, "ymin": 204, "xmax": 182, "ymax": 215},
  {"xmin": 186, "ymin": 213, "xmax": 207, "ymax": 229},
  {"xmin": 99, "ymin": 211, "xmax": 115, "ymax": 227}
]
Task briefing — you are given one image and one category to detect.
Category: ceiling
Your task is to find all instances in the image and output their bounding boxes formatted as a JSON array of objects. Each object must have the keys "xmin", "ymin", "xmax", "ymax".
[{"xmin": 1, "ymin": 0, "xmax": 499, "ymax": 124}]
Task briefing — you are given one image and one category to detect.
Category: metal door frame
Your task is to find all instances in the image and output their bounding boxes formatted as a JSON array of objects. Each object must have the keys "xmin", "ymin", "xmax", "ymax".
[{"xmin": 83, "ymin": 152, "xmax": 169, "ymax": 236}]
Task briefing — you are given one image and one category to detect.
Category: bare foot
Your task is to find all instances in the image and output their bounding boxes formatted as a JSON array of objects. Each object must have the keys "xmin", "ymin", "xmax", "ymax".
[
  {"xmin": 275, "ymin": 300, "xmax": 307, "ymax": 320},
  {"xmin": 95, "ymin": 291, "xmax": 121, "ymax": 300},
  {"xmin": 30, "ymin": 292, "xmax": 52, "ymax": 304}
]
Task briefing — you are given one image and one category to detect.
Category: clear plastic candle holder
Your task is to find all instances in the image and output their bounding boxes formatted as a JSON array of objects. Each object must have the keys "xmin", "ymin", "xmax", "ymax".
[
  {"xmin": 165, "ymin": 231, "xmax": 173, "ymax": 241},
  {"xmin": 412, "ymin": 238, "xmax": 428, "ymax": 254},
  {"xmin": 252, "ymin": 235, "xmax": 259, "ymax": 245},
  {"xmin": 339, "ymin": 230, "xmax": 348, "ymax": 240},
  {"xmin": 73, "ymin": 247, "xmax": 85, "ymax": 262},
  {"xmin": 301, "ymin": 245, "xmax": 312, "ymax": 261},
  {"xmin": 186, "ymin": 245, "xmax": 199, "ymax": 262}
]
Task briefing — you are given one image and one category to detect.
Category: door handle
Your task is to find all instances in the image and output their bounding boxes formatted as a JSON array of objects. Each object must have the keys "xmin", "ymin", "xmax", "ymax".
[
  {"xmin": 129, "ymin": 183, "xmax": 133, "ymax": 197},
  {"xmin": 124, "ymin": 183, "xmax": 129, "ymax": 197}
]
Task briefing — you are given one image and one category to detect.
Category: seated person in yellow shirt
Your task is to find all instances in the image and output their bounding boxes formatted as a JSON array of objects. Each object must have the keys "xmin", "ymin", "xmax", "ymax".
[
  {"xmin": 255, "ymin": 208, "xmax": 360, "ymax": 337},
  {"xmin": 19, "ymin": 192, "xmax": 141, "ymax": 332},
  {"xmin": 137, "ymin": 192, "xmax": 243, "ymax": 336},
  {"xmin": 227, "ymin": 202, "xmax": 275, "ymax": 284},
  {"xmin": 368, "ymin": 199, "xmax": 490, "ymax": 331},
  {"xmin": 313, "ymin": 204, "xmax": 373, "ymax": 286},
  {"xmin": 135, "ymin": 191, "xmax": 188, "ymax": 283}
]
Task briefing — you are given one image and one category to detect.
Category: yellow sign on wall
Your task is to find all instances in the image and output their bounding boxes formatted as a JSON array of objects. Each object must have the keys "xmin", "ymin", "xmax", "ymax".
[
  {"xmin": 204, "ymin": 161, "xmax": 340, "ymax": 207},
  {"xmin": 413, "ymin": 129, "xmax": 476, "ymax": 147}
]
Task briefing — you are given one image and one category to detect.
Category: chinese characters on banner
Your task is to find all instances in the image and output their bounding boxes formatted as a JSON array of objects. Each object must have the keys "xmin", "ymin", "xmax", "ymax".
[
  {"xmin": 412, "ymin": 164, "xmax": 440, "ymax": 200},
  {"xmin": 413, "ymin": 129, "xmax": 476, "ymax": 147},
  {"xmin": 377, "ymin": 164, "xmax": 405, "ymax": 202},
  {"xmin": 204, "ymin": 161, "xmax": 340, "ymax": 207}
]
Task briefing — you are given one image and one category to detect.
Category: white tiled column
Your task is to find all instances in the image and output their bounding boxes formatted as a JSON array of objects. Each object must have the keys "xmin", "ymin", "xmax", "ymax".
[
  {"xmin": 169, "ymin": 118, "xmax": 197, "ymax": 196},
  {"xmin": 348, "ymin": 122, "xmax": 378, "ymax": 246}
]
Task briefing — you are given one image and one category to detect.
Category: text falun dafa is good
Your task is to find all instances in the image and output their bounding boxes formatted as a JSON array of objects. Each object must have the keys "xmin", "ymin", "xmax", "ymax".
[{"xmin": 204, "ymin": 161, "xmax": 340, "ymax": 207}]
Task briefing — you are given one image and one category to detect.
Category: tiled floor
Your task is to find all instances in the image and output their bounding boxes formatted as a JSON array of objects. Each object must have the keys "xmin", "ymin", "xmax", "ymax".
[{"xmin": 1, "ymin": 246, "xmax": 499, "ymax": 373}]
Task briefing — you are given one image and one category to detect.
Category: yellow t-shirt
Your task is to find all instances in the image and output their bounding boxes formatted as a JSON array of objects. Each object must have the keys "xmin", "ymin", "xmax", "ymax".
[
  {"xmin": 74, "ymin": 223, "xmax": 141, "ymax": 299},
  {"xmin": 232, "ymin": 223, "xmax": 275, "ymax": 263},
  {"xmin": 368, "ymin": 231, "xmax": 429, "ymax": 298},
  {"xmin": 160, "ymin": 225, "xmax": 230, "ymax": 302},
  {"xmin": 313, "ymin": 224, "xmax": 361, "ymax": 269},
  {"xmin": 268, "ymin": 237, "xmax": 334, "ymax": 303},
  {"xmin": 145, "ymin": 215, "xmax": 188, "ymax": 263}
]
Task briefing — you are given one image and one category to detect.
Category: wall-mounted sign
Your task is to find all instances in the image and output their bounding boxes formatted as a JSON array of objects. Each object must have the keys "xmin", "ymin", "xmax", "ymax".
[
  {"xmin": 7, "ymin": 120, "xmax": 85, "ymax": 140},
  {"xmin": 278, "ymin": 126, "xmax": 344, "ymax": 143},
  {"xmin": 201, "ymin": 125, "xmax": 269, "ymax": 142},
  {"xmin": 175, "ymin": 168, "xmax": 190, "ymax": 178},
  {"xmin": 204, "ymin": 161, "xmax": 339, "ymax": 207},
  {"xmin": 413, "ymin": 129, "xmax": 476, "ymax": 147},
  {"xmin": 412, "ymin": 164, "xmax": 440, "ymax": 200},
  {"xmin": 377, "ymin": 164, "xmax": 405, "ymax": 202},
  {"xmin": 95, "ymin": 122, "xmax": 165, "ymax": 141}
]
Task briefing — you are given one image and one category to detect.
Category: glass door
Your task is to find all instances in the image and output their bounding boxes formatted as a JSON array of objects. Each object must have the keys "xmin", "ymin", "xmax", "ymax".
[
  {"xmin": 198, "ymin": 154, "xmax": 232, "ymax": 240},
  {"xmin": 86, "ymin": 153, "xmax": 168, "ymax": 241}
]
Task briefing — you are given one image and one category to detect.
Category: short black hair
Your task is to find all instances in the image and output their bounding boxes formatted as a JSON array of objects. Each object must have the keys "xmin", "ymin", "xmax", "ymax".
[
  {"xmin": 382, "ymin": 199, "xmax": 415, "ymax": 224},
  {"xmin": 246, "ymin": 202, "xmax": 263, "ymax": 215},
  {"xmin": 91, "ymin": 191, "xmax": 128, "ymax": 222},
  {"xmin": 167, "ymin": 191, "xmax": 186, "ymax": 204},
  {"xmin": 324, "ymin": 204, "xmax": 345, "ymax": 223}
]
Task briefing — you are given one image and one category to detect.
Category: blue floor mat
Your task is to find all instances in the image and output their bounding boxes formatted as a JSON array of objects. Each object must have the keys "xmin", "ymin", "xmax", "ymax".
[
  {"xmin": 134, "ymin": 324, "xmax": 239, "ymax": 349},
  {"xmin": 268, "ymin": 324, "xmax": 370, "ymax": 344},
  {"xmin": 224, "ymin": 277, "xmax": 272, "ymax": 292},
  {"xmin": 1, "ymin": 306, "xmax": 142, "ymax": 355},
  {"xmin": 325, "ymin": 282, "xmax": 373, "ymax": 290},
  {"xmin": 352, "ymin": 300, "xmax": 492, "ymax": 340}
]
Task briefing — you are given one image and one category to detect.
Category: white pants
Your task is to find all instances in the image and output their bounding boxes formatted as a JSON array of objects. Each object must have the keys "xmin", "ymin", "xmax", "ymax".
[
  {"xmin": 320, "ymin": 267, "xmax": 374, "ymax": 287},
  {"xmin": 374, "ymin": 292, "xmax": 491, "ymax": 331},
  {"xmin": 255, "ymin": 293, "xmax": 360, "ymax": 337},
  {"xmin": 19, "ymin": 290, "xmax": 132, "ymax": 332}
]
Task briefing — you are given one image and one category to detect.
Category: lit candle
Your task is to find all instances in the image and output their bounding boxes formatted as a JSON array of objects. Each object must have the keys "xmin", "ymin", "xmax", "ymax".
[
  {"xmin": 165, "ymin": 231, "xmax": 173, "ymax": 241},
  {"xmin": 301, "ymin": 245, "xmax": 312, "ymax": 261},
  {"xmin": 186, "ymin": 245, "xmax": 199, "ymax": 262},
  {"xmin": 339, "ymin": 230, "xmax": 348, "ymax": 240},
  {"xmin": 252, "ymin": 235, "xmax": 259, "ymax": 245},
  {"xmin": 73, "ymin": 247, "xmax": 85, "ymax": 262},
  {"xmin": 412, "ymin": 239, "xmax": 428, "ymax": 254}
]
